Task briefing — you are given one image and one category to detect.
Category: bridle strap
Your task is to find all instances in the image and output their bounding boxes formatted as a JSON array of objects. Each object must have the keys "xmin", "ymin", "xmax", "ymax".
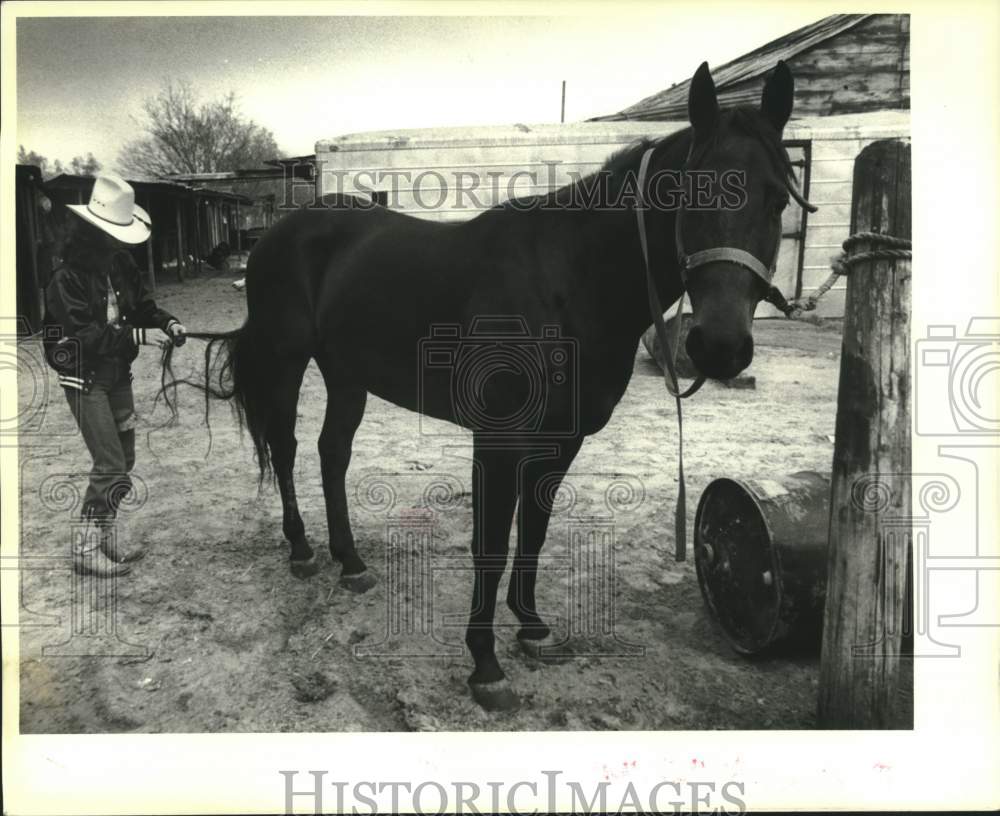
[
  {"xmin": 635, "ymin": 146, "xmax": 700, "ymax": 561},
  {"xmin": 673, "ymin": 187, "xmax": 781, "ymax": 287},
  {"xmin": 637, "ymin": 147, "xmax": 705, "ymax": 402}
]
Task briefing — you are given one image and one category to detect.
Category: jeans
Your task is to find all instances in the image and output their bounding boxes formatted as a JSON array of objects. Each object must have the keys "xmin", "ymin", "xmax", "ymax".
[{"xmin": 64, "ymin": 359, "xmax": 136, "ymax": 521}]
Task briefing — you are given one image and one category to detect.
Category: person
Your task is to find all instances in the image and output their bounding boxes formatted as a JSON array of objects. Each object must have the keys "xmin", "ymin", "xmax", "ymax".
[{"xmin": 43, "ymin": 174, "xmax": 187, "ymax": 576}]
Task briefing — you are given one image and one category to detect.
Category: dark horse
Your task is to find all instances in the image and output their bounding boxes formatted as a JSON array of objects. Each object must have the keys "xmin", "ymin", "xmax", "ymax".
[{"xmin": 180, "ymin": 62, "xmax": 809, "ymax": 710}]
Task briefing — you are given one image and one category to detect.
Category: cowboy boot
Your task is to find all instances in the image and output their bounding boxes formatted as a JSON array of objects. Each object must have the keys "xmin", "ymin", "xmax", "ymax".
[
  {"xmin": 99, "ymin": 523, "xmax": 146, "ymax": 564},
  {"xmin": 73, "ymin": 520, "xmax": 131, "ymax": 577},
  {"xmin": 74, "ymin": 547, "xmax": 132, "ymax": 577}
]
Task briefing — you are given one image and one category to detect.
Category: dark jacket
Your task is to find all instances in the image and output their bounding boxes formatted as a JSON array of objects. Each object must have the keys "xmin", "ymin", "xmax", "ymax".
[{"xmin": 43, "ymin": 251, "xmax": 177, "ymax": 392}]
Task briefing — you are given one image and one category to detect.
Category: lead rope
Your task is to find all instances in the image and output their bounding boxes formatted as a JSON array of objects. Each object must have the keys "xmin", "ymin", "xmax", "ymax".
[
  {"xmin": 770, "ymin": 232, "xmax": 913, "ymax": 318},
  {"xmin": 635, "ymin": 147, "xmax": 701, "ymax": 561}
]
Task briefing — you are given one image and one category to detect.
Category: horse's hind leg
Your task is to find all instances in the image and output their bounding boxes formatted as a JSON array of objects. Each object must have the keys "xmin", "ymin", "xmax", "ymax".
[
  {"xmin": 266, "ymin": 354, "xmax": 316, "ymax": 578},
  {"xmin": 316, "ymin": 370, "xmax": 374, "ymax": 593}
]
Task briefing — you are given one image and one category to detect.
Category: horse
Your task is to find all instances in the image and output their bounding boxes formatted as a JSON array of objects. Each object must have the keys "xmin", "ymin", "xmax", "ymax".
[{"xmin": 171, "ymin": 61, "xmax": 812, "ymax": 711}]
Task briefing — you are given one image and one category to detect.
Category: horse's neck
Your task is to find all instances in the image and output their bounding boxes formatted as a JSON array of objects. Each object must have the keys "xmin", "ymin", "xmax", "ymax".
[{"xmin": 557, "ymin": 144, "xmax": 688, "ymax": 340}]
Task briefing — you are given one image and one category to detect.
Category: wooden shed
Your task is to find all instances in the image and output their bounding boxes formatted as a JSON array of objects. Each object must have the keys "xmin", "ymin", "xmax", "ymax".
[
  {"xmin": 593, "ymin": 14, "xmax": 909, "ymax": 121},
  {"xmin": 162, "ymin": 168, "xmax": 283, "ymax": 237},
  {"xmin": 314, "ymin": 111, "xmax": 908, "ymax": 318}
]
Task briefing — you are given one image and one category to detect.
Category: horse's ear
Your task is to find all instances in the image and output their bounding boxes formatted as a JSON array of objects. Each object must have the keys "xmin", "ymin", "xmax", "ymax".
[
  {"xmin": 761, "ymin": 60, "xmax": 794, "ymax": 132},
  {"xmin": 688, "ymin": 62, "xmax": 719, "ymax": 136}
]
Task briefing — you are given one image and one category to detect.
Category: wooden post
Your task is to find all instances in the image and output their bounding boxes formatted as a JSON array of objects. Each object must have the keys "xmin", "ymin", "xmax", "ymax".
[
  {"xmin": 175, "ymin": 197, "xmax": 185, "ymax": 282},
  {"xmin": 144, "ymin": 192, "xmax": 156, "ymax": 294},
  {"xmin": 818, "ymin": 139, "xmax": 912, "ymax": 729},
  {"xmin": 235, "ymin": 200, "xmax": 242, "ymax": 252},
  {"xmin": 193, "ymin": 194, "xmax": 203, "ymax": 276}
]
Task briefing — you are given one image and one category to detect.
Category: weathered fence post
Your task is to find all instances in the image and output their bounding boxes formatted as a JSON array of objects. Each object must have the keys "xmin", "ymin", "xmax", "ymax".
[
  {"xmin": 818, "ymin": 139, "xmax": 912, "ymax": 728},
  {"xmin": 175, "ymin": 198, "xmax": 186, "ymax": 282},
  {"xmin": 143, "ymin": 192, "xmax": 156, "ymax": 294}
]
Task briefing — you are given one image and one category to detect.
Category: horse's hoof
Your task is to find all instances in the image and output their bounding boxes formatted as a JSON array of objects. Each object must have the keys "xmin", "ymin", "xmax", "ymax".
[
  {"xmin": 339, "ymin": 570, "xmax": 377, "ymax": 594},
  {"xmin": 289, "ymin": 555, "xmax": 319, "ymax": 579},
  {"xmin": 518, "ymin": 634, "xmax": 574, "ymax": 664},
  {"xmin": 469, "ymin": 679, "xmax": 521, "ymax": 712}
]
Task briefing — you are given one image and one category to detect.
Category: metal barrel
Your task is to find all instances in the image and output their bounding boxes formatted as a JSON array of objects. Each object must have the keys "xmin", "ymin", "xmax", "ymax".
[{"xmin": 694, "ymin": 471, "xmax": 831, "ymax": 655}]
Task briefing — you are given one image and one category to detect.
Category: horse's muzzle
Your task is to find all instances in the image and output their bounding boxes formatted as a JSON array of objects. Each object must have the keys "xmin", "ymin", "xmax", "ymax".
[{"xmin": 685, "ymin": 325, "xmax": 754, "ymax": 381}]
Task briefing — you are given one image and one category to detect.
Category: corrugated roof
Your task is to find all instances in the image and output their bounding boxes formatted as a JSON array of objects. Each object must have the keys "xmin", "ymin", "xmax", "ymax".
[
  {"xmin": 45, "ymin": 173, "xmax": 189, "ymax": 191},
  {"xmin": 264, "ymin": 154, "xmax": 315, "ymax": 167},
  {"xmin": 43, "ymin": 173, "xmax": 253, "ymax": 202},
  {"xmin": 593, "ymin": 14, "xmax": 871, "ymax": 121}
]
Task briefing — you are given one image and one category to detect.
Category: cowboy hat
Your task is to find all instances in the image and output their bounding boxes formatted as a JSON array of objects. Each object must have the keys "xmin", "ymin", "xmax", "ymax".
[{"xmin": 67, "ymin": 174, "xmax": 151, "ymax": 244}]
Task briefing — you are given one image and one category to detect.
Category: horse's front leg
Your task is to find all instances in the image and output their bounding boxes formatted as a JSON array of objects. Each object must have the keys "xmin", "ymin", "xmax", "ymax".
[
  {"xmin": 466, "ymin": 438, "xmax": 520, "ymax": 711},
  {"xmin": 508, "ymin": 437, "xmax": 583, "ymax": 660}
]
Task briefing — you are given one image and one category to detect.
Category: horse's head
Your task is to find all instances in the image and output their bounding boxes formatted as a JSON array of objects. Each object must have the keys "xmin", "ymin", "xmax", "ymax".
[{"xmin": 673, "ymin": 60, "xmax": 813, "ymax": 380}]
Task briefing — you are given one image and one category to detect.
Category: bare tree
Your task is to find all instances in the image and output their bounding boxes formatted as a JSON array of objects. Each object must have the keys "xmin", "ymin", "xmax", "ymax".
[
  {"xmin": 69, "ymin": 153, "xmax": 102, "ymax": 176},
  {"xmin": 18, "ymin": 147, "xmax": 60, "ymax": 179},
  {"xmin": 118, "ymin": 81, "xmax": 280, "ymax": 177},
  {"xmin": 19, "ymin": 146, "xmax": 103, "ymax": 179}
]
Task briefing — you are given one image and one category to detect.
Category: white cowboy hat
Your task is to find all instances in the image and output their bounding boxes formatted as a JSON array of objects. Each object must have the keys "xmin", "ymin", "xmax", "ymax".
[{"xmin": 67, "ymin": 174, "xmax": 151, "ymax": 244}]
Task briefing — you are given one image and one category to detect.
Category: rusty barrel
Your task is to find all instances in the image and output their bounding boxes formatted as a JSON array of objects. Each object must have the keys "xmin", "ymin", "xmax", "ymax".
[{"xmin": 694, "ymin": 471, "xmax": 830, "ymax": 655}]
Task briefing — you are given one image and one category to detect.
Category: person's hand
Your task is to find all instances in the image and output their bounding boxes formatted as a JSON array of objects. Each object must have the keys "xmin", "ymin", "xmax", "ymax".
[{"xmin": 168, "ymin": 322, "xmax": 187, "ymax": 347}]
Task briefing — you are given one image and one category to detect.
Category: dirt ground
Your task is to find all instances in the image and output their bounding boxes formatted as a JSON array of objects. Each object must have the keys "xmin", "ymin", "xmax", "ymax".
[{"xmin": 17, "ymin": 269, "xmax": 843, "ymax": 733}]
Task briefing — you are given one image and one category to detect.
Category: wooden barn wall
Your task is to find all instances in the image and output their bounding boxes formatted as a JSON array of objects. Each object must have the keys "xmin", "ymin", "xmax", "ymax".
[
  {"xmin": 636, "ymin": 14, "xmax": 909, "ymax": 120},
  {"xmin": 793, "ymin": 14, "xmax": 908, "ymax": 115},
  {"xmin": 720, "ymin": 15, "xmax": 909, "ymax": 117}
]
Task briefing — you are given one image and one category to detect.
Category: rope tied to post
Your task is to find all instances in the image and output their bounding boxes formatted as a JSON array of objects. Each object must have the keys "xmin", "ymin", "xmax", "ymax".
[{"xmin": 769, "ymin": 231, "xmax": 913, "ymax": 319}]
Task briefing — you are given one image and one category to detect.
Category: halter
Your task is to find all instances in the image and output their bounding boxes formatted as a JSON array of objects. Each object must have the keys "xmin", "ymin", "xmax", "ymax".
[{"xmin": 673, "ymin": 181, "xmax": 782, "ymax": 289}]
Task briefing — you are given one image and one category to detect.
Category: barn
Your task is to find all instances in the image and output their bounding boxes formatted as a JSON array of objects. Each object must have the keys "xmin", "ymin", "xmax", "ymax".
[{"xmin": 312, "ymin": 13, "xmax": 909, "ymax": 318}]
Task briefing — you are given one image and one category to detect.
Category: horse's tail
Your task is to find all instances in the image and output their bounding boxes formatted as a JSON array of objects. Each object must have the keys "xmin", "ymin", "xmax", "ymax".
[{"xmin": 158, "ymin": 325, "xmax": 276, "ymax": 483}]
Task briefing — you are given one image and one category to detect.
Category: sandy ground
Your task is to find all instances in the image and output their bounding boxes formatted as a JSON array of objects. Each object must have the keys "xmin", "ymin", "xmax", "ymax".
[{"xmin": 17, "ymin": 270, "xmax": 843, "ymax": 733}]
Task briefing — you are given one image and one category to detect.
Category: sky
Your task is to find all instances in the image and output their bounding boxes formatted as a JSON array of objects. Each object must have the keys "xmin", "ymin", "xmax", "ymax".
[{"xmin": 16, "ymin": 11, "xmax": 823, "ymax": 173}]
